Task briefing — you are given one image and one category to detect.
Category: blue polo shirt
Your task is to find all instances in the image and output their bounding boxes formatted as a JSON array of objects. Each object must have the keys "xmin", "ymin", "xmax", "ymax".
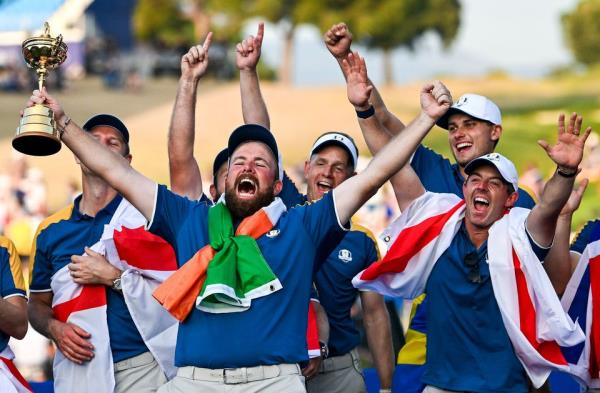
[
  {"xmin": 30, "ymin": 195, "xmax": 148, "ymax": 363},
  {"xmin": 281, "ymin": 174, "xmax": 381, "ymax": 356},
  {"xmin": 411, "ymin": 145, "xmax": 536, "ymax": 208},
  {"xmin": 423, "ymin": 221, "xmax": 548, "ymax": 393},
  {"xmin": 571, "ymin": 219, "xmax": 600, "ymax": 254},
  {"xmin": 148, "ymin": 184, "xmax": 347, "ymax": 368},
  {"xmin": 0, "ymin": 237, "xmax": 26, "ymax": 352}
]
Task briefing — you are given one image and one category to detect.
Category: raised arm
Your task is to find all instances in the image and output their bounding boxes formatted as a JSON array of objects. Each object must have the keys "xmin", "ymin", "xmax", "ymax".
[
  {"xmin": 334, "ymin": 53, "xmax": 450, "ymax": 224},
  {"xmin": 169, "ymin": 33, "xmax": 213, "ymax": 199},
  {"xmin": 325, "ymin": 22, "xmax": 405, "ymax": 141},
  {"xmin": 344, "ymin": 53, "xmax": 439, "ymax": 212},
  {"xmin": 526, "ymin": 113, "xmax": 592, "ymax": 247},
  {"xmin": 238, "ymin": 23, "xmax": 270, "ymax": 129},
  {"xmin": 28, "ymin": 88, "xmax": 156, "ymax": 220},
  {"xmin": 543, "ymin": 179, "xmax": 588, "ymax": 294}
]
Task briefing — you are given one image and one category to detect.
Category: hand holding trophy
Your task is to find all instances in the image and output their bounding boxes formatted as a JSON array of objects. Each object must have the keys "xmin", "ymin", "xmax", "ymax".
[{"xmin": 13, "ymin": 22, "xmax": 67, "ymax": 156}]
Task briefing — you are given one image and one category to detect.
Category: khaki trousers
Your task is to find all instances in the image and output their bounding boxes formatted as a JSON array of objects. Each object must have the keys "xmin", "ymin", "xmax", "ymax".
[
  {"xmin": 114, "ymin": 351, "xmax": 167, "ymax": 393},
  {"xmin": 158, "ymin": 363, "xmax": 305, "ymax": 393},
  {"xmin": 306, "ymin": 349, "xmax": 366, "ymax": 393}
]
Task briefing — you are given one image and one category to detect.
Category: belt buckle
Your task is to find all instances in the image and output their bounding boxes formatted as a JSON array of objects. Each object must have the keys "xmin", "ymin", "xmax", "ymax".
[{"xmin": 223, "ymin": 368, "xmax": 246, "ymax": 384}]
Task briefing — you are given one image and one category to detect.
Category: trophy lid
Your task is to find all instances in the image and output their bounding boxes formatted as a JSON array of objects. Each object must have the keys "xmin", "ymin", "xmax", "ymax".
[{"xmin": 22, "ymin": 22, "xmax": 67, "ymax": 69}]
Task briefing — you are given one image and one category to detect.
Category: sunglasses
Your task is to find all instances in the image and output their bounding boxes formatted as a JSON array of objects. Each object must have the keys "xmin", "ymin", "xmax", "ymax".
[{"xmin": 464, "ymin": 251, "xmax": 481, "ymax": 283}]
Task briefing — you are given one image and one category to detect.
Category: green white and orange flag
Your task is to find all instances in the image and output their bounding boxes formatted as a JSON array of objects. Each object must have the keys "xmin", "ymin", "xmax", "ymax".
[{"xmin": 153, "ymin": 198, "xmax": 286, "ymax": 321}]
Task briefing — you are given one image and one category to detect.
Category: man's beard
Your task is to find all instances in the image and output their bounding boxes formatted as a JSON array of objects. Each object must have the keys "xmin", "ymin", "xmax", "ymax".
[{"xmin": 225, "ymin": 175, "xmax": 275, "ymax": 219}]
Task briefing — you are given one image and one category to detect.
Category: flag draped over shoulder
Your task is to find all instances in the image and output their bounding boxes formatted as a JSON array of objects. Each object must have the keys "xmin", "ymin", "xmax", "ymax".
[
  {"xmin": 561, "ymin": 239, "xmax": 600, "ymax": 388},
  {"xmin": 0, "ymin": 347, "xmax": 32, "ymax": 393},
  {"xmin": 51, "ymin": 199, "xmax": 179, "ymax": 393},
  {"xmin": 352, "ymin": 192, "xmax": 584, "ymax": 388},
  {"xmin": 154, "ymin": 198, "xmax": 286, "ymax": 321}
]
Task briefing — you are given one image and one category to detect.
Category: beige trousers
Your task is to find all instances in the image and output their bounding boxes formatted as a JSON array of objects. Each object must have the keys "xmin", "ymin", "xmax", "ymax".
[{"xmin": 114, "ymin": 351, "xmax": 167, "ymax": 393}]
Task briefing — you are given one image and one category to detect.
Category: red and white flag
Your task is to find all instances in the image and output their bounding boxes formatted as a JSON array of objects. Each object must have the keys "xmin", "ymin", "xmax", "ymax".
[
  {"xmin": 561, "ymin": 239, "xmax": 600, "ymax": 388},
  {"xmin": 353, "ymin": 192, "xmax": 584, "ymax": 388},
  {"xmin": 51, "ymin": 199, "xmax": 178, "ymax": 393},
  {"xmin": 0, "ymin": 347, "xmax": 33, "ymax": 393}
]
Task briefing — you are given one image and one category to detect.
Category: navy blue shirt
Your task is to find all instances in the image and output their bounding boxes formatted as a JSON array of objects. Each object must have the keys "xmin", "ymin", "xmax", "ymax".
[
  {"xmin": 423, "ymin": 222, "xmax": 548, "ymax": 393},
  {"xmin": 30, "ymin": 195, "xmax": 148, "ymax": 362},
  {"xmin": 282, "ymin": 175, "xmax": 381, "ymax": 356},
  {"xmin": 411, "ymin": 145, "xmax": 536, "ymax": 208},
  {"xmin": 571, "ymin": 219, "xmax": 600, "ymax": 254},
  {"xmin": 0, "ymin": 237, "xmax": 26, "ymax": 352},
  {"xmin": 148, "ymin": 185, "xmax": 347, "ymax": 368}
]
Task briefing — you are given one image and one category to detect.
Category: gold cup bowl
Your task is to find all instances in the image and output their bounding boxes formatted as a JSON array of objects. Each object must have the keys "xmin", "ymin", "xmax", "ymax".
[{"xmin": 13, "ymin": 22, "xmax": 68, "ymax": 156}]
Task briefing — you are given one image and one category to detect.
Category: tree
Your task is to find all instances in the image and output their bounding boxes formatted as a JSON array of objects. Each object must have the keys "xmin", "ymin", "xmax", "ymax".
[
  {"xmin": 349, "ymin": 0, "xmax": 461, "ymax": 85},
  {"xmin": 251, "ymin": 0, "xmax": 354, "ymax": 84},
  {"xmin": 133, "ymin": 0, "xmax": 194, "ymax": 46},
  {"xmin": 563, "ymin": 0, "xmax": 600, "ymax": 66}
]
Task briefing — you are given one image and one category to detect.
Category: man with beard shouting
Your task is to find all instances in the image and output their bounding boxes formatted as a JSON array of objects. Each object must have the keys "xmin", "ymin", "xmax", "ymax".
[{"xmin": 26, "ymin": 65, "xmax": 450, "ymax": 392}]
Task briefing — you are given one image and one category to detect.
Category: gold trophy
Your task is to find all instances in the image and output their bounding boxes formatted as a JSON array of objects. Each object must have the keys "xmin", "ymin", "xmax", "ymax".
[{"xmin": 13, "ymin": 22, "xmax": 67, "ymax": 156}]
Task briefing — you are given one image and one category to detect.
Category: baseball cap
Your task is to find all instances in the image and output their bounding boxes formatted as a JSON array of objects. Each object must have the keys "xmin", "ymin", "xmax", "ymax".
[
  {"xmin": 436, "ymin": 93, "xmax": 502, "ymax": 130},
  {"xmin": 309, "ymin": 132, "xmax": 359, "ymax": 169},
  {"xmin": 212, "ymin": 148, "xmax": 229, "ymax": 179},
  {"xmin": 228, "ymin": 124, "xmax": 283, "ymax": 180},
  {"xmin": 82, "ymin": 114, "xmax": 130, "ymax": 144},
  {"xmin": 464, "ymin": 153, "xmax": 518, "ymax": 193}
]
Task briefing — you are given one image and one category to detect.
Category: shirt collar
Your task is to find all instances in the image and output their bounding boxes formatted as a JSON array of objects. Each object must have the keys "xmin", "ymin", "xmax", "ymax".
[{"xmin": 71, "ymin": 193, "xmax": 123, "ymax": 221}]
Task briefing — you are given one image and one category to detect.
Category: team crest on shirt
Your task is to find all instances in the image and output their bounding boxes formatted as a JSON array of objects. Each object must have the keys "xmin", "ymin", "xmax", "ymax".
[
  {"xmin": 338, "ymin": 249, "xmax": 352, "ymax": 263},
  {"xmin": 266, "ymin": 229, "xmax": 280, "ymax": 238}
]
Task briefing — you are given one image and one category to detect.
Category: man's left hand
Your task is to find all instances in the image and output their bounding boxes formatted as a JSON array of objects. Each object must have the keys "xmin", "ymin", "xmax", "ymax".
[
  {"xmin": 69, "ymin": 247, "xmax": 121, "ymax": 286},
  {"xmin": 538, "ymin": 112, "xmax": 592, "ymax": 171}
]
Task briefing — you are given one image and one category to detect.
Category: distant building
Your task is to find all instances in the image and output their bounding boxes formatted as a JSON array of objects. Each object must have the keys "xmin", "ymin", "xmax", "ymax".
[{"xmin": 0, "ymin": 0, "xmax": 136, "ymax": 77}]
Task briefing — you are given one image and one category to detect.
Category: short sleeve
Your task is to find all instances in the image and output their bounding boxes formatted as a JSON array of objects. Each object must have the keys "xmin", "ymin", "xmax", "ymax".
[
  {"xmin": 296, "ymin": 191, "xmax": 349, "ymax": 266},
  {"xmin": 29, "ymin": 227, "xmax": 53, "ymax": 292},
  {"xmin": 411, "ymin": 145, "xmax": 447, "ymax": 178},
  {"xmin": 147, "ymin": 184, "xmax": 208, "ymax": 245},
  {"xmin": 571, "ymin": 220, "xmax": 600, "ymax": 254},
  {"xmin": 515, "ymin": 188, "xmax": 536, "ymax": 209},
  {"xmin": 278, "ymin": 171, "xmax": 306, "ymax": 209},
  {"xmin": 0, "ymin": 239, "xmax": 26, "ymax": 298}
]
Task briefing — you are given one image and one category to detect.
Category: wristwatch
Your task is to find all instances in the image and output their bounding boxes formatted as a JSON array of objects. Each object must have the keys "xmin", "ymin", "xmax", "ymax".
[
  {"xmin": 319, "ymin": 341, "xmax": 329, "ymax": 358},
  {"xmin": 112, "ymin": 276, "xmax": 122, "ymax": 291}
]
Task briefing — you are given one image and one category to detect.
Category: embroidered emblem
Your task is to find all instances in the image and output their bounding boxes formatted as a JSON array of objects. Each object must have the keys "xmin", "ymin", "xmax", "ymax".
[
  {"xmin": 338, "ymin": 249, "xmax": 352, "ymax": 263},
  {"xmin": 266, "ymin": 229, "xmax": 280, "ymax": 238}
]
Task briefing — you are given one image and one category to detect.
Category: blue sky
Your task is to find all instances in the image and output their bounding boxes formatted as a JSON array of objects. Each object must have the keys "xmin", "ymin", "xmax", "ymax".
[{"xmin": 253, "ymin": 0, "xmax": 579, "ymax": 85}]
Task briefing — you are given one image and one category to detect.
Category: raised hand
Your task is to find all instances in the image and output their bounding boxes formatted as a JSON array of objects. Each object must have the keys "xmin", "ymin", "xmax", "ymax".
[
  {"xmin": 538, "ymin": 113, "xmax": 592, "ymax": 172},
  {"xmin": 49, "ymin": 320, "xmax": 94, "ymax": 364},
  {"xmin": 181, "ymin": 32, "xmax": 213, "ymax": 81},
  {"xmin": 324, "ymin": 22, "xmax": 352, "ymax": 59},
  {"xmin": 27, "ymin": 87, "xmax": 65, "ymax": 122},
  {"xmin": 560, "ymin": 178, "xmax": 589, "ymax": 217},
  {"xmin": 420, "ymin": 80, "xmax": 452, "ymax": 121},
  {"xmin": 342, "ymin": 52, "xmax": 373, "ymax": 110},
  {"xmin": 236, "ymin": 23, "xmax": 264, "ymax": 71}
]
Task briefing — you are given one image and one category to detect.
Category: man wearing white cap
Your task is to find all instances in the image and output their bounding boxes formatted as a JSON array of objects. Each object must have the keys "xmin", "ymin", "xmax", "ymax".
[{"xmin": 344, "ymin": 51, "xmax": 590, "ymax": 392}]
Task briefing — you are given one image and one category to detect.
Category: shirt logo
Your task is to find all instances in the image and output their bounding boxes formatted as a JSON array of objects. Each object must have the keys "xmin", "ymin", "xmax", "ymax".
[
  {"xmin": 338, "ymin": 249, "xmax": 352, "ymax": 263},
  {"xmin": 266, "ymin": 229, "xmax": 280, "ymax": 238}
]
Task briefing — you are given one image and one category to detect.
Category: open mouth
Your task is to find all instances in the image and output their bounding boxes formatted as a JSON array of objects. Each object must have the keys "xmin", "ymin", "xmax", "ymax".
[
  {"xmin": 237, "ymin": 176, "xmax": 257, "ymax": 198},
  {"xmin": 455, "ymin": 141, "xmax": 473, "ymax": 153},
  {"xmin": 473, "ymin": 196, "xmax": 490, "ymax": 212},
  {"xmin": 316, "ymin": 180, "xmax": 332, "ymax": 193}
]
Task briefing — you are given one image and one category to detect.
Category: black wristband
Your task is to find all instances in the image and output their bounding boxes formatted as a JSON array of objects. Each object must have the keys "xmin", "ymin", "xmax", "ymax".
[
  {"xmin": 556, "ymin": 166, "xmax": 578, "ymax": 178},
  {"xmin": 356, "ymin": 105, "xmax": 375, "ymax": 119}
]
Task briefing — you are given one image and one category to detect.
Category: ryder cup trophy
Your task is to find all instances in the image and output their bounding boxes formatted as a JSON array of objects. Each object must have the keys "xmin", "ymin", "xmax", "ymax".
[{"xmin": 13, "ymin": 22, "xmax": 67, "ymax": 156}]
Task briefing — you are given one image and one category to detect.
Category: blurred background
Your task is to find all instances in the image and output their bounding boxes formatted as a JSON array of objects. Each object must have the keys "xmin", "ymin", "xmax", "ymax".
[{"xmin": 1, "ymin": 0, "xmax": 599, "ymax": 387}]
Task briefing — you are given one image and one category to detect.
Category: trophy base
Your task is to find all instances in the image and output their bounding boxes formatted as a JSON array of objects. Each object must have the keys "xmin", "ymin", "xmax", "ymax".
[
  {"xmin": 13, "ymin": 104, "xmax": 62, "ymax": 156},
  {"xmin": 12, "ymin": 132, "xmax": 61, "ymax": 156}
]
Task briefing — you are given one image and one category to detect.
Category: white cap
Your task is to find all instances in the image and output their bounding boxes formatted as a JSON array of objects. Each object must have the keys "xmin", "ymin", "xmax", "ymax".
[
  {"xmin": 310, "ymin": 132, "xmax": 359, "ymax": 169},
  {"xmin": 436, "ymin": 93, "xmax": 502, "ymax": 130},
  {"xmin": 464, "ymin": 153, "xmax": 518, "ymax": 193}
]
